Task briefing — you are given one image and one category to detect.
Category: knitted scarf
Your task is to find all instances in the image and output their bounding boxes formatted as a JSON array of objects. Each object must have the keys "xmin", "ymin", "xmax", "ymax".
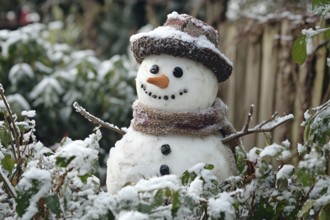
[{"xmin": 132, "ymin": 98, "xmax": 240, "ymax": 150}]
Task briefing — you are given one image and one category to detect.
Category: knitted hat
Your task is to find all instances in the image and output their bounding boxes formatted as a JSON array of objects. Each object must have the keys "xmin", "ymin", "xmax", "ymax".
[{"xmin": 130, "ymin": 12, "xmax": 233, "ymax": 82}]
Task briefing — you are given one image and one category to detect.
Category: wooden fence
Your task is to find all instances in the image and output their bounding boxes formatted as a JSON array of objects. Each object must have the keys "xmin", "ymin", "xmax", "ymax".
[{"xmin": 217, "ymin": 14, "xmax": 329, "ymax": 164}]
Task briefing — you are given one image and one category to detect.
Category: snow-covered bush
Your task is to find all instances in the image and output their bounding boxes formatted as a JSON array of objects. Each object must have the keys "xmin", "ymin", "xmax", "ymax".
[
  {"xmin": 1, "ymin": 82, "xmax": 329, "ymax": 219},
  {"xmin": 292, "ymin": 0, "xmax": 330, "ymax": 64},
  {"xmin": 0, "ymin": 23, "xmax": 136, "ymax": 148}
]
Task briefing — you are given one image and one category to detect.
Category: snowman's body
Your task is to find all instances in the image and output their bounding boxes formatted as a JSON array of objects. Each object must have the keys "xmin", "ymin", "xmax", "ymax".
[{"xmin": 107, "ymin": 129, "xmax": 235, "ymax": 193}]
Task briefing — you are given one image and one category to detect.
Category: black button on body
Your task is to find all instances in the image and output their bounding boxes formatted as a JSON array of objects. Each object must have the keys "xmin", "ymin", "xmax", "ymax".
[
  {"xmin": 160, "ymin": 165, "xmax": 170, "ymax": 175},
  {"xmin": 161, "ymin": 144, "xmax": 171, "ymax": 155}
]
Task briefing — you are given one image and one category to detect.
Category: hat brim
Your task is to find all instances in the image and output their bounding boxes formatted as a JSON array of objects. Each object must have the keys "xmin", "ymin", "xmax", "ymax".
[{"xmin": 131, "ymin": 36, "xmax": 232, "ymax": 82}]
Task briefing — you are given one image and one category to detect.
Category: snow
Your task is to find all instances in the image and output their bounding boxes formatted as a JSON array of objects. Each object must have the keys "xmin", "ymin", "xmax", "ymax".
[
  {"xmin": 6, "ymin": 94, "xmax": 31, "ymax": 110},
  {"xmin": 299, "ymin": 149, "xmax": 326, "ymax": 172},
  {"xmin": 116, "ymin": 186, "xmax": 139, "ymax": 206},
  {"xmin": 312, "ymin": 4, "xmax": 330, "ymax": 16},
  {"xmin": 8, "ymin": 63, "xmax": 34, "ymax": 85},
  {"xmin": 29, "ymin": 77, "xmax": 64, "ymax": 107},
  {"xmin": 30, "ymin": 77, "xmax": 64, "ymax": 98},
  {"xmin": 304, "ymin": 110, "xmax": 312, "ymax": 120},
  {"xmin": 260, "ymin": 114, "xmax": 294, "ymax": 130},
  {"xmin": 16, "ymin": 167, "xmax": 52, "ymax": 220},
  {"xmin": 21, "ymin": 110, "xmax": 36, "ymax": 118},
  {"xmin": 167, "ymin": 12, "xmax": 214, "ymax": 32},
  {"xmin": 282, "ymin": 140, "xmax": 290, "ymax": 148},
  {"xmin": 297, "ymin": 143, "xmax": 307, "ymax": 154},
  {"xmin": 276, "ymin": 165, "xmax": 295, "ymax": 180},
  {"xmin": 48, "ymin": 21, "xmax": 64, "ymax": 30},
  {"xmin": 315, "ymin": 194, "xmax": 330, "ymax": 211},
  {"xmin": 246, "ymin": 147, "xmax": 262, "ymax": 162},
  {"xmin": 306, "ymin": 37, "xmax": 313, "ymax": 55},
  {"xmin": 133, "ymin": 175, "xmax": 180, "ymax": 192},
  {"xmin": 118, "ymin": 211, "xmax": 148, "ymax": 220},
  {"xmin": 54, "ymin": 131, "xmax": 101, "ymax": 175},
  {"xmin": 187, "ymin": 177, "xmax": 203, "ymax": 200},
  {"xmin": 302, "ymin": 27, "xmax": 330, "ymax": 38},
  {"xmin": 260, "ymin": 143, "xmax": 291, "ymax": 160},
  {"xmin": 310, "ymin": 178, "xmax": 330, "ymax": 211},
  {"xmin": 34, "ymin": 61, "xmax": 53, "ymax": 74},
  {"xmin": 208, "ymin": 192, "xmax": 235, "ymax": 220}
]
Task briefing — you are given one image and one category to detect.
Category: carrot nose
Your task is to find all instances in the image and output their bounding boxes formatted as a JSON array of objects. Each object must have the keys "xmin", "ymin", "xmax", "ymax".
[{"xmin": 146, "ymin": 74, "xmax": 169, "ymax": 89}]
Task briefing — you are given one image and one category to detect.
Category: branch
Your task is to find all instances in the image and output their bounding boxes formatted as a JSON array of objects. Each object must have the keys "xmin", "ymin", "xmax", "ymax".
[
  {"xmin": 73, "ymin": 102, "xmax": 126, "ymax": 136},
  {"xmin": 0, "ymin": 84, "xmax": 21, "ymax": 160},
  {"xmin": 222, "ymin": 105, "xmax": 294, "ymax": 144},
  {"xmin": 0, "ymin": 166, "xmax": 17, "ymax": 198},
  {"xmin": 242, "ymin": 105, "xmax": 254, "ymax": 132}
]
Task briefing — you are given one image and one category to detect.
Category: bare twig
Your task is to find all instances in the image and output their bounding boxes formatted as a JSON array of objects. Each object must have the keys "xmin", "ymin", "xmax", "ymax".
[
  {"xmin": 73, "ymin": 102, "xmax": 126, "ymax": 136},
  {"xmin": 222, "ymin": 105, "xmax": 294, "ymax": 144},
  {"xmin": 0, "ymin": 84, "xmax": 21, "ymax": 160},
  {"xmin": 0, "ymin": 166, "xmax": 17, "ymax": 198},
  {"xmin": 54, "ymin": 168, "xmax": 73, "ymax": 193},
  {"xmin": 243, "ymin": 105, "xmax": 254, "ymax": 132},
  {"xmin": 3, "ymin": 116, "xmax": 17, "ymax": 161}
]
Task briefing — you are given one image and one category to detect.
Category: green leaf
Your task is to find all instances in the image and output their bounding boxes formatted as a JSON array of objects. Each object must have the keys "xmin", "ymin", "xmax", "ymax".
[
  {"xmin": 298, "ymin": 200, "xmax": 315, "ymax": 219},
  {"xmin": 79, "ymin": 173, "xmax": 92, "ymax": 183},
  {"xmin": 249, "ymin": 197, "xmax": 274, "ymax": 219},
  {"xmin": 1, "ymin": 154, "xmax": 15, "ymax": 174},
  {"xmin": 274, "ymin": 200, "xmax": 288, "ymax": 219},
  {"xmin": 204, "ymin": 164, "xmax": 214, "ymax": 170},
  {"xmin": 45, "ymin": 194, "xmax": 61, "ymax": 215},
  {"xmin": 180, "ymin": 171, "xmax": 190, "ymax": 185},
  {"xmin": 165, "ymin": 188, "xmax": 172, "ymax": 197},
  {"xmin": 276, "ymin": 179, "xmax": 289, "ymax": 191},
  {"xmin": 152, "ymin": 189, "xmax": 164, "ymax": 208},
  {"xmin": 324, "ymin": 29, "xmax": 330, "ymax": 40},
  {"xmin": 0, "ymin": 127, "xmax": 11, "ymax": 147},
  {"xmin": 235, "ymin": 145, "xmax": 247, "ymax": 174},
  {"xmin": 180, "ymin": 170, "xmax": 197, "ymax": 185},
  {"xmin": 138, "ymin": 203, "xmax": 152, "ymax": 213},
  {"xmin": 318, "ymin": 203, "xmax": 330, "ymax": 220},
  {"xmin": 296, "ymin": 168, "xmax": 316, "ymax": 186},
  {"xmin": 106, "ymin": 211, "xmax": 115, "ymax": 220},
  {"xmin": 184, "ymin": 195, "xmax": 195, "ymax": 209},
  {"xmin": 292, "ymin": 35, "xmax": 307, "ymax": 64},
  {"xmin": 318, "ymin": 207, "xmax": 327, "ymax": 220},
  {"xmin": 171, "ymin": 190, "xmax": 181, "ymax": 217},
  {"xmin": 55, "ymin": 156, "xmax": 75, "ymax": 168}
]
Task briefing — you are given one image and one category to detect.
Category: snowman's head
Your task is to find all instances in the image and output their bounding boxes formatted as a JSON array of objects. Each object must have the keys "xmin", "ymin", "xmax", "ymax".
[{"xmin": 136, "ymin": 54, "xmax": 218, "ymax": 112}]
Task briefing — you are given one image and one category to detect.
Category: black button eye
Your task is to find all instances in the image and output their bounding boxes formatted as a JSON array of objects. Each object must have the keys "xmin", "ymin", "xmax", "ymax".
[
  {"xmin": 150, "ymin": 65, "xmax": 159, "ymax": 74},
  {"xmin": 173, "ymin": 67, "xmax": 183, "ymax": 78}
]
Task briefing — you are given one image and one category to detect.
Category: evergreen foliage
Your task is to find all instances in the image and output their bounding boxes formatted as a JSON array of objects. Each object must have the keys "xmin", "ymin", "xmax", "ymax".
[{"xmin": 0, "ymin": 84, "xmax": 329, "ymax": 219}]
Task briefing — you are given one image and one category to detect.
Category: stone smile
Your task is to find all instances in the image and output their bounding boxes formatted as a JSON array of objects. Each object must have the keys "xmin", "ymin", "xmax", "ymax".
[{"xmin": 139, "ymin": 82, "xmax": 188, "ymax": 100}]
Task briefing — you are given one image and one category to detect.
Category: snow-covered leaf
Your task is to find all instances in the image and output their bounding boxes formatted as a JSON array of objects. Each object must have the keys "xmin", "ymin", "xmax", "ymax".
[
  {"xmin": 45, "ymin": 194, "xmax": 61, "ymax": 215},
  {"xmin": 312, "ymin": 0, "xmax": 330, "ymax": 16},
  {"xmin": 15, "ymin": 168, "xmax": 52, "ymax": 219},
  {"xmin": 55, "ymin": 156, "xmax": 75, "ymax": 168},
  {"xmin": 8, "ymin": 63, "xmax": 34, "ymax": 86},
  {"xmin": 171, "ymin": 190, "xmax": 181, "ymax": 216},
  {"xmin": 297, "ymin": 200, "xmax": 315, "ymax": 219}
]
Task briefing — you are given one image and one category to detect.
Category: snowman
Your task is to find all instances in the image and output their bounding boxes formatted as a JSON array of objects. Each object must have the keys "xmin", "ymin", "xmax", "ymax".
[{"xmin": 107, "ymin": 12, "xmax": 239, "ymax": 194}]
